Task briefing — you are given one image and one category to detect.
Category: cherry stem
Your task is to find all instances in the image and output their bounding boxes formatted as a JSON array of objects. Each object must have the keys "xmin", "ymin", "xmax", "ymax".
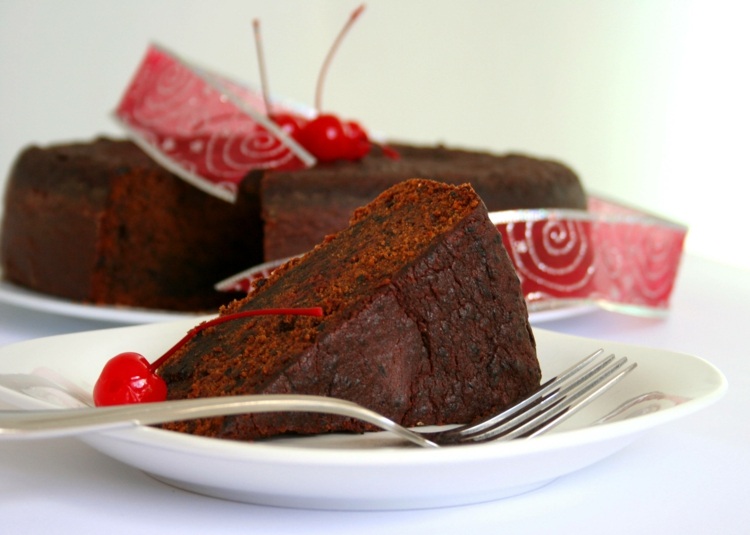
[
  {"xmin": 314, "ymin": 3, "xmax": 366, "ymax": 112},
  {"xmin": 149, "ymin": 307, "xmax": 324, "ymax": 371},
  {"xmin": 252, "ymin": 18, "xmax": 273, "ymax": 116}
]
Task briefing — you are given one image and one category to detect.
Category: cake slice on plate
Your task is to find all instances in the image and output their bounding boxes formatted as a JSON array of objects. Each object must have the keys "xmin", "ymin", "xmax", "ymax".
[{"xmin": 156, "ymin": 178, "xmax": 540, "ymax": 440}]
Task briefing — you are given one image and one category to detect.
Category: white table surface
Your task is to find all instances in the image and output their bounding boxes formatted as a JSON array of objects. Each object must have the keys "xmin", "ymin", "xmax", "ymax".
[{"xmin": 0, "ymin": 253, "xmax": 746, "ymax": 534}]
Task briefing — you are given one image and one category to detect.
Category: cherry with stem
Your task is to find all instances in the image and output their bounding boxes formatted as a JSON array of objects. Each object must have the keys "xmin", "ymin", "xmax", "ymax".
[{"xmin": 252, "ymin": 4, "xmax": 372, "ymax": 163}]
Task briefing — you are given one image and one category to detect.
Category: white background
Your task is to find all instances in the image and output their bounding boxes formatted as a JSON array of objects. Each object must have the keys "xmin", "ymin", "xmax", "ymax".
[{"xmin": 1, "ymin": 0, "xmax": 748, "ymax": 268}]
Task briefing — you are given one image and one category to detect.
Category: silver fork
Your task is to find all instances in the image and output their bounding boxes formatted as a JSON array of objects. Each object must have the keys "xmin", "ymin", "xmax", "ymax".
[{"xmin": 0, "ymin": 349, "xmax": 635, "ymax": 447}]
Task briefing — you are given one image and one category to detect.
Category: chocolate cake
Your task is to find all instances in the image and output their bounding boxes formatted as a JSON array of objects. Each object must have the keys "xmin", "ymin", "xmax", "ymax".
[
  {"xmin": 156, "ymin": 179, "xmax": 540, "ymax": 441},
  {"xmin": 259, "ymin": 143, "xmax": 587, "ymax": 260},
  {"xmin": 1, "ymin": 137, "xmax": 585, "ymax": 311},
  {"xmin": 0, "ymin": 138, "xmax": 256, "ymax": 311}
]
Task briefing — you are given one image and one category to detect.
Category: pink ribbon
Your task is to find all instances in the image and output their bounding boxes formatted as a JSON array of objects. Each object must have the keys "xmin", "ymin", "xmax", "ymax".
[{"xmin": 114, "ymin": 44, "xmax": 314, "ymax": 202}]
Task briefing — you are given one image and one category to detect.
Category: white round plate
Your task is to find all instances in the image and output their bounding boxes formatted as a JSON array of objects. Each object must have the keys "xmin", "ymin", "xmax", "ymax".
[
  {"xmin": 0, "ymin": 320, "xmax": 726, "ymax": 510},
  {"xmin": 0, "ymin": 280, "xmax": 200, "ymax": 324}
]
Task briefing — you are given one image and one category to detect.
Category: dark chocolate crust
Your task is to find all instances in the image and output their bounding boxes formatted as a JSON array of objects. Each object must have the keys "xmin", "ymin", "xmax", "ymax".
[
  {"xmin": 0, "ymin": 138, "xmax": 259, "ymax": 310},
  {"xmin": 157, "ymin": 179, "xmax": 540, "ymax": 441},
  {"xmin": 261, "ymin": 143, "xmax": 587, "ymax": 260}
]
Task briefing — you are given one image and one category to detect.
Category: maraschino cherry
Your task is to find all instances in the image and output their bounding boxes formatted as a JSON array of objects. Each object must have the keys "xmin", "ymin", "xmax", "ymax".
[
  {"xmin": 93, "ymin": 307, "xmax": 324, "ymax": 406},
  {"xmin": 253, "ymin": 5, "xmax": 374, "ymax": 163},
  {"xmin": 93, "ymin": 352, "xmax": 167, "ymax": 406},
  {"xmin": 296, "ymin": 114, "xmax": 370, "ymax": 162}
]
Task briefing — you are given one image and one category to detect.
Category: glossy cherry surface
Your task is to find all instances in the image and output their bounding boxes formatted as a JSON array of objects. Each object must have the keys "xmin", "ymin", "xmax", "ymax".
[
  {"xmin": 93, "ymin": 352, "xmax": 168, "ymax": 406},
  {"xmin": 297, "ymin": 114, "xmax": 370, "ymax": 162}
]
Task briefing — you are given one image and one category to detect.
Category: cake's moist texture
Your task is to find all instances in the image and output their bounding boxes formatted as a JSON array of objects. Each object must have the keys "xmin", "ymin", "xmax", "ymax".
[
  {"xmin": 260, "ymin": 143, "xmax": 586, "ymax": 260},
  {"xmin": 0, "ymin": 138, "xmax": 258, "ymax": 310},
  {"xmin": 157, "ymin": 179, "xmax": 540, "ymax": 441}
]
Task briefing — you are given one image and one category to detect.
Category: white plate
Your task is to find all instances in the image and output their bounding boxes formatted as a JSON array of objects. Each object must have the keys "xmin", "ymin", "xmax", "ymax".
[
  {"xmin": 0, "ymin": 279, "xmax": 199, "ymax": 324},
  {"xmin": 0, "ymin": 320, "xmax": 726, "ymax": 510},
  {"xmin": 0, "ymin": 278, "xmax": 591, "ymax": 325}
]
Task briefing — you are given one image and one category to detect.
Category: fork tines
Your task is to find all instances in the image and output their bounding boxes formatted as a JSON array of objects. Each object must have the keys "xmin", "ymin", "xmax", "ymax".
[{"xmin": 433, "ymin": 349, "xmax": 637, "ymax": 445}]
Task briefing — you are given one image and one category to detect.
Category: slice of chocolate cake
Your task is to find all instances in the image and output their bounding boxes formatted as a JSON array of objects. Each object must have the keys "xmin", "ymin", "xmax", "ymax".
[{"xmin": 156, "ymin": 178, "xmax": 540, "ymax": 441}]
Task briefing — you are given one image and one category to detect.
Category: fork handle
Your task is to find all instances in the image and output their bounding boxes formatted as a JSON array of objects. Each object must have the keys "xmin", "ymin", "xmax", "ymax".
[{"xmin": 0, "ymin": 394, "xmax": 438, "ymax": 448}]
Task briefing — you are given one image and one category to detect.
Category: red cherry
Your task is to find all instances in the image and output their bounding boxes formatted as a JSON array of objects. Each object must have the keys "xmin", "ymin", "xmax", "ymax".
[
  {"xmin": 93, "ymin": 352, "xmax": 167, "ymax": 407},
  {"xmin": 298, "ymin": 114, "xmax": 371, "ymax": 162},
  {"xmin": 253, "ymin": 8, "xmax": 371, "ymax": 165},
  {"xmin": 297, "ymin": 114, "xmax": 347, "ymax": 162}
]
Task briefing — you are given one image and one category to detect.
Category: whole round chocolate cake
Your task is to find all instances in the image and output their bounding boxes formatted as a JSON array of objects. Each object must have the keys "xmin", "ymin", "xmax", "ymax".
[{"xmin": 0, "ymin": 137, "xmax": 585, "ymax": 311}]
